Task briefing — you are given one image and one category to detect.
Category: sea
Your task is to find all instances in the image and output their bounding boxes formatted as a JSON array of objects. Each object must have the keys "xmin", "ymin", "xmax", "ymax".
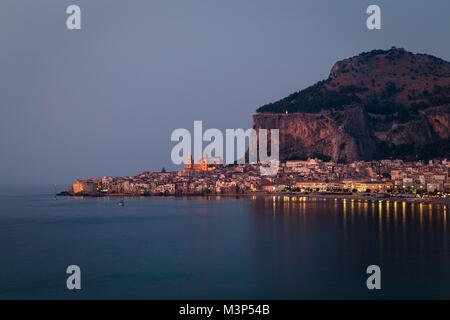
[{"xmin": 0, "ymin": 185, "xmax": 449, "ymax": 299}]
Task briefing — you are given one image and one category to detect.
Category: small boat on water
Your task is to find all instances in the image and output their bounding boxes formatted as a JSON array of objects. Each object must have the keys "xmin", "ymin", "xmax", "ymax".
[{"xmin": 118, "ymin": 200, "xmax": 125, "ymax": 206}]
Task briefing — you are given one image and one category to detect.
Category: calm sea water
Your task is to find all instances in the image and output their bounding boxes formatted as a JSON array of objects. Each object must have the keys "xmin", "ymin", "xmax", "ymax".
[{"xmin": 0, "ymin": 185, "xmax": 449, "ymax": 299}]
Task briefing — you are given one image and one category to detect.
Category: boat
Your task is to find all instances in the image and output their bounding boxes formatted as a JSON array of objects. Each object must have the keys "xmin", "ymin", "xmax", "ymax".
[{"xmin": 118, "ymin": 200, "xmax": 125, "ymax": 206}]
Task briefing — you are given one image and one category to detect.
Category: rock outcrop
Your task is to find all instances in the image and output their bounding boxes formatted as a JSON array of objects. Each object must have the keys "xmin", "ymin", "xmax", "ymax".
[{"xmin": 254, "ymin": 48, "xmax": 450, "ymax": 161}]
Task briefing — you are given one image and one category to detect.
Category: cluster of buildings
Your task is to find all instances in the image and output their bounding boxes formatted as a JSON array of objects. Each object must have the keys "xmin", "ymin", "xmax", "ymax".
[{"xmin": 68, "ymin": 156, "xmax": 450, "ymax": 198}]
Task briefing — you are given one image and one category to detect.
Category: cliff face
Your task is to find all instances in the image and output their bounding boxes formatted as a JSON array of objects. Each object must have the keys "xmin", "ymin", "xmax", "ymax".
[
  {"xmin": 253, "ymin": 107, "xmax": 377, "ymax": 161},
  {"xmin": 254, "ymin": 48, "xmax": 450, "ymax": 161}
]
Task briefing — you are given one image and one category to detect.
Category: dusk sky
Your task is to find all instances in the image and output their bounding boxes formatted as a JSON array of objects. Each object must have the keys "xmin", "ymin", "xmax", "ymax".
[{"xmin": 1, "ymin": 0, "xmax": 449, "ymax": 186}]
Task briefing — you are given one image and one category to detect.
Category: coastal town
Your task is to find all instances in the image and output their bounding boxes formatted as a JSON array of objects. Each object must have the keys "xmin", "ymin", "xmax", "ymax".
[
  {"xmin": 60, "ymin": 48, "xmax": 450, "ymax": 203},
  {"xmin": 65, "ymin": 155, "xmax": 449, "ymax": 201}
]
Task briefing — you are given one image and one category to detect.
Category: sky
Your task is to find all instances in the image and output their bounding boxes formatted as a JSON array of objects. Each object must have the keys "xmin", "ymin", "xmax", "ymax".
[{"xmin": 0, "ymin": 0, "xmax": 449, "ymax": 186}]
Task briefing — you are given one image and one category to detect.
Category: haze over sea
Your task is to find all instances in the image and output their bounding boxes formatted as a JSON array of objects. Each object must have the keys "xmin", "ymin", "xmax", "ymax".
[{"xmin": 0, "ymin": 185, "xmax": 449, "ymax": 299}]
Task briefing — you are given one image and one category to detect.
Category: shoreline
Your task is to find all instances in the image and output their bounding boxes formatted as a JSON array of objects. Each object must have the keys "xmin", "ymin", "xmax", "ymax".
[{"xmin": 58, "ymin": 191, "xmax": 449, "ymax": 205}]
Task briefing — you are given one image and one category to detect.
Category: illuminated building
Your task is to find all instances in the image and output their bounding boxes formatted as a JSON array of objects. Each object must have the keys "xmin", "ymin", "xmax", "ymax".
[{"xmin": 186, "ymin": 153, "xmax": 208, "ymax": 172}]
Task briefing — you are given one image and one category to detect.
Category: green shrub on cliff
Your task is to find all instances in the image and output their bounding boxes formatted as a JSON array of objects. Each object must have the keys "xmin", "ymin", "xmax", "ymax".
[{"xmin": 256, "ymin": 82, "xmax": 361, "ymax": 113}]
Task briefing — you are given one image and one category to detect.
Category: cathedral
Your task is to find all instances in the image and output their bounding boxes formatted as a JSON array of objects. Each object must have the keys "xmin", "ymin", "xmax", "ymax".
[{"xmin": 185, "ymin": 153, "xmax": 208, "ymax": 172}]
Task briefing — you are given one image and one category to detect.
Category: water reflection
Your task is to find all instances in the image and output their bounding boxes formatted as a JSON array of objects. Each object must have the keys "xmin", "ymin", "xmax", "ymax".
[{"xmin": 248, "ymin": 196, "xmax": 450, "ymax": 298}]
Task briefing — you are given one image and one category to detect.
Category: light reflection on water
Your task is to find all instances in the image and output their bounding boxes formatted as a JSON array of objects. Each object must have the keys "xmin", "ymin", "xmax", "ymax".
[{"xmin": 248, "ymin": 196, "xmax": 450, "ymax": 299}]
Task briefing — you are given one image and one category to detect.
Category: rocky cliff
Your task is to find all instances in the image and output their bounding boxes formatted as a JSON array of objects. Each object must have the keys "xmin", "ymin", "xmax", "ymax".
[{"xmin": 254, "ymin": 48, "xmax": 450, "ymax": 161}]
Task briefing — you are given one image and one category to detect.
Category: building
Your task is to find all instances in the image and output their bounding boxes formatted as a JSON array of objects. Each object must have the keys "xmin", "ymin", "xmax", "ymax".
[
  {"xmin": 427, "ymin": 182, "xmax": 443, "ymax": 193},
  {"xmin": 73, "ymin": 179, "xmax": 98, "ymax": 194},
  {"xmin": 186, "ymin": 153, "xmax": 208, "ymax": 172},
  {"xmin": 343, "ymin": 180, "xmax": 392, "ymax": 192},
  {"xmin": 295, "ymin": 181, "xmax": 329, "ymax": 192},
  {"xmin": 286, "ymin": 160, "xmax": 308, "ymax": 168}
]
